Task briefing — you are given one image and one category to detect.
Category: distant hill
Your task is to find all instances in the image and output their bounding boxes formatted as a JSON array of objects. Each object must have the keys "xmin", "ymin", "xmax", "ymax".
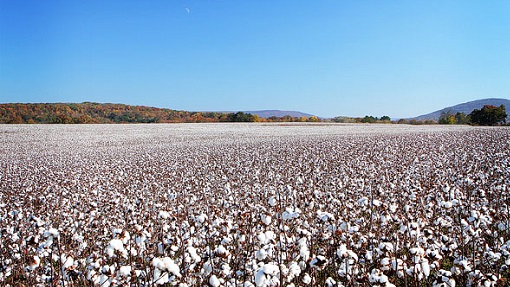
[
  {"xmin": 242, "ymin": 110, "xmax": 314, "ymax": 118},
  {"xmin": 413, "ymin": 98, "xmax": 510, "ymax": 121}
]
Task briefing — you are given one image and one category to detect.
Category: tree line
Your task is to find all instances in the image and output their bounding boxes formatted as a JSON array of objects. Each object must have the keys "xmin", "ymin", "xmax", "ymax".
[
  {"xmin": 1, "ymin": 103, "xmax": 506, "ymax": 125},
  {"xmin": 437, "ymin": 104, "xmax": 507, "ymax": 126},
  {"xmin": 0, "ymin": 103, "xmax": 321, "ymax": 124}
]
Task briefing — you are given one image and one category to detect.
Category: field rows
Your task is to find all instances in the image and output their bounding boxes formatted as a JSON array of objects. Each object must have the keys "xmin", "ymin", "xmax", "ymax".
[{"xmin": 1, "ymin": 124, "xmax": 509, "ymax": 286}]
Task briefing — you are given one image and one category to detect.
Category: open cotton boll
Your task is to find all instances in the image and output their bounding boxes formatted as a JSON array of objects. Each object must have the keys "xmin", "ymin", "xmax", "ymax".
[
  {"xmin": 261, "ymin": 214, "xmax": 271, "ymax": 225},
  {"xmin": 317, "ymin": 210, "xmax": 335, "ymax": 222},
  {"xmin": 26, "ymin": 255, "xmax": 40, "ymax": 271},
  {"xmin": 302, "ymin": 273, "xmax": 312, "ymax": 284},
  {"xmin": 215, "ymin": 245, "xmax": 230, "ymax": 258},
  {"xmin": 106, "ymin": 238, "xmax": 126, "ymax": 258},
  {"xmin": 268, "ymin": 196, "xmax": 277, "ymax": 207},
  {"xmin": 421, "ymin": 259, "xmax": 430, "ymax": 277},
  {"xmin": 153, "ymin": 268, "xmax": 169, "ymax": 285},
  {"xmin": 325, "ymin": 277, "xmax": 336, "ymax": 287},
  {"xmin": 119, "ymin": 265, "xmax": 131, "ymax": 277},
  {"xmin": 209, "ymin": 275, "xmax": 221, "ymax": 287},
  {"xmin": 43, "ymin": 228, "xmax": 59, "ymax": 238},
  {"xmin": 254, "ymin": 269, "xmax": 267, "ymax": 287},
  {"xmin": 158, "ymin": 210, "xmax": 170, "ymax": 219},
  {"xmin": 256, "ymin": 248, "xmax": 267, "ymax": 261},
  {"xmin": 62, "ymin": 256, "xmax": 74, "ymax": 269},
  {"xmin": 162, "ymin": 257, "xmax": 181, "ymax": 277},
  {"xmin": 262, "ymin": 263, "xmax": 279, "ymax": 275}
]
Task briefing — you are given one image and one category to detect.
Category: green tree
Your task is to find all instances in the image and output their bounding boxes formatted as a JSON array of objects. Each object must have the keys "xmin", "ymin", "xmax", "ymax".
[
  {"xmin": 469, "ymin": 105, "xmax": 507, "ymax": 126},
  {"xmin": 455, "ymin": 112, "xmax": 468, "ymax": 125},
  {"xmin": 438, "ymin": 110, "xmax": 456, "ymax": 124},
  {"xmin": 361, "ymin": 116, "xmax": 377, "ymax": 123}
]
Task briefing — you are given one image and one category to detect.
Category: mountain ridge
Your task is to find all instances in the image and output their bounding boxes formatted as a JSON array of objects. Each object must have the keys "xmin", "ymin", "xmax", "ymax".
[{"xmin": 413, "ymin": 98, "xmax": 510, "ymax": 121}]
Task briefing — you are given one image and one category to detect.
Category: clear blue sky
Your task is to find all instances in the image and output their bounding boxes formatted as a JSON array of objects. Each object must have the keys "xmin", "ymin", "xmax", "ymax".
[{"xmin": 1, "ymin": 1, "xmax": 509, "ymax": 118}]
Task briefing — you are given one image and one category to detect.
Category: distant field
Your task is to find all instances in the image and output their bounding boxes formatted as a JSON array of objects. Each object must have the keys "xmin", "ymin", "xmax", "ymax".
[{"xmin": 1, "ymin": 124, "xmax": 509, "ymax": 286}]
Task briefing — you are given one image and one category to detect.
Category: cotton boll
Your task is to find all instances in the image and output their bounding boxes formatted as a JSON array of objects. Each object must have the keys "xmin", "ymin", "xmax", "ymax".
[
  {"xmin": 26, "ymin": 255, "xmax": 40, "ymax": 271},
  {"xmin": 261, "ymin": 214, "xmax": 272, "ymax": 225},
  {"xmin": 162, "ymin": 257, "xmax": 181, "ymax": 277},
  {"xmin": 325, "ymin": 277, "xmax": 336, "ymax": 287},
  {"xmin": 153, "ymin": 268, "xmax": 169, "ymax": 285},
  {"xmin": 256, "ymin": 248, "xmax": 267, "ymax": 261},
  {"xmin": 262, "ymin": 263, "xmax": 279, "ymax": 275},
  {"xmin": 255, "ymin": 269, "xmax": 267, "ymax": 287},
  {"xmin": 209, "ymin": 275, "xmax": 221, "ymax": 287},
  {"xmin": 302, "ymin": 273, "xmax": 311, "ymax": 284},
  {"xmin": 269, "ymin": 196, "xmax": 277, "ymax": 207},
  {"xmin": 119, "ymin": 266, "xmax": 131, "ymax": 277},
  {"xmin": 421, "ymin": 259, "xmax": 430, "ymax": 277},
  {"xmin": 201, "ymin": 261, "xmax": 213, "ymax": 277},
  {"xmin": 158, "ymin": 210, "xmax": 170, "ymax": 219}
]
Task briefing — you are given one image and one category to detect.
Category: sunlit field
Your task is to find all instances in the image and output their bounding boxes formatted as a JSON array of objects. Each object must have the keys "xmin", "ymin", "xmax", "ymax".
[{"xmin": 1, "ymin": 123, "xmax": 509, "ymax": 287}]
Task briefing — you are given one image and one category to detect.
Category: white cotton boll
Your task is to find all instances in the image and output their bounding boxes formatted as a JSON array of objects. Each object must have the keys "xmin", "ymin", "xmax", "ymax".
[
  {"xmin": 317, "ymin": 211, "xmax": 335, "ymax": 222},
  {"xmin": 27, "ymin": 255, "xmax": 40, "ymax": 271},
  {"xmin": 209, "ymin": 275, "xmax": 221, "ymax": 287},
  {"xmin": 216, "ymin": 245, "xmax": 230, "ymax": 258},
  {"xmin": 62, "ymin": 256, "xmax": 74, "ymax": 269},
  {"xmin": 358, "ymin": 197, "xmax": 369, "ymax": 207},
  {"xmin": 201, "ymin": 261, "xmax": 213, "ymax": 277},
  {"xmin": 153, "ymin": 268, "xmax": 169, "ymax": 285},
  {"xmin": 379, "ymin": 274, "xmax": 388, "ymax": 283},
  {"xmin": 44, "ymin": 228, "xmax": 59, "ymax": 238},
  {"xmin": 302, "ymin": 273, "xmax": 311, "ymax": 284},
  {"xmin": 421, "ymin": 259, "xmax": 430, "ymax": 277},
  {"xmin": 255, "ymin": 269, "xmax": 267, "ymax": 287},
  {"xmin": 441, "ymin": 201, "xmax": 453, "ymax": 209},
  {"xmin": 365, "ymin": 250, "xmax": 373, "ymax": 262},
  {"xmin": 265, "ymin": 231, "xmax": 276, "ymax": 241},
  {"xmin": 196, "ymin": 213, "xmax": 207, "ymax": 224},
  {"xmin": 257, "ymin": 233, "xmax": 267, "ymax": 245},
  {"xmin": 109, "ymin": 239, "xmax": 124, "ymax": 251},
  {"xmin": 158, "ymin": 210, "xmax": 170, "ymax": 219},
  {"xmin": 369, "ymin": 273, "xmax": 380, "ymax": 282},
  {"xmin": 99, "ymin": 274, "xmax": 111, "ymax": 287},
  {"xmin": 162, "ymin": 257, "xmax": 181, "ymax": 277},
  {"xmin": 106, "ymin": 238, "xmax": 125, "ymax": 258},
  {"xmin": 262, "ymin": 263, "xmax": 279, "ymax": 275},
  {"xmin": 244, "ymin": 281, "xmax": 255, "ymax": 287},
  {"xmin": 348, "ymin": 225, "xmax": 359, "ymax": 234},
  {"xmin": 325, "ymin": 277, "xmax": 336, "ymax": 287},
  {"xmin": 187, "ymin": 246, "xmax": 201, "ymax": 263},
  {"xmin": 288, "ymin": 261, "xmax": 301, "ymax": 279},
  {"xmin": 106, "ymin": 246, "xmax": 115, "ymax": 257},
  {"xmin": 256, "ymin": 248, "xmax": 267, "ymax": 261},
  {"xmin": 152, "ymin": 258, "xmax": 164, "ymax": 270},
  {"xmin": 373, "ymin": 199, "xmax": 382, "ymax": 207},
  {"xmin": 119, "ymin": 266, "xmax": 131, "ymax": 277},
  {"xmin": 261, "ymin": 214, "xmax": 272, "ymax": 225},
  {"xmin": 269, "ymin": 196, "xmax": 277, "ymax": 207},
  {"xmin": 299, "ymin": 246, "xmax": 310, "ymax": 262}
]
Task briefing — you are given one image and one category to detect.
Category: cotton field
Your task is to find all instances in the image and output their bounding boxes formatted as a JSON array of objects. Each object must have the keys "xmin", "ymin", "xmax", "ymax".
[{"xmin": 1, "ymin": 123, "xmax": 509, "ymax": 287}]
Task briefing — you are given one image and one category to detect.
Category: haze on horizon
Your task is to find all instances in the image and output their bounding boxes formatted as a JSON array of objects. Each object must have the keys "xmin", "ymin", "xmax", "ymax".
[{"xmin": 1, "ymin": 1, "xmax": 509, "ymax": 118}]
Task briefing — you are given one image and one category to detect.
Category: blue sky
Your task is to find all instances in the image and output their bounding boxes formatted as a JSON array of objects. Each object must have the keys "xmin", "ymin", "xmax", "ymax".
[{"xmin": 1, "ymin": 1, "xmax": 509, "ymax": 118}]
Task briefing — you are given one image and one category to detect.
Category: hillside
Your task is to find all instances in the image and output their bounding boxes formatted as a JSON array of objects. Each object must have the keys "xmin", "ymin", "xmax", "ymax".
[
  {"xmin": 0, "ymin": 102, "xmax": 319, "ymax": 124},
  {"xmin": 413, "ymin": 98, "xmax": 510, "ymax": 121},
  {"xmin": 243, "ymin": 110, "xmax": 314, "ymax": 118}
]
